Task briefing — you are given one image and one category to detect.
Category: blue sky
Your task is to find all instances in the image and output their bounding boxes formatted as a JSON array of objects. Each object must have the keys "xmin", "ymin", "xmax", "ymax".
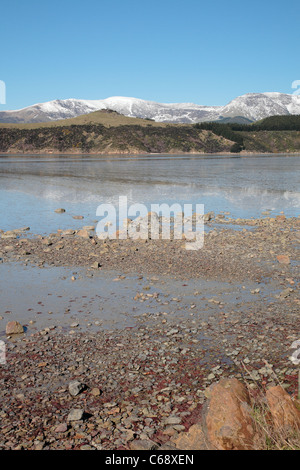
[{"xmin": 1, "ymin": 0, "xmax": 299, "ymax": 109}]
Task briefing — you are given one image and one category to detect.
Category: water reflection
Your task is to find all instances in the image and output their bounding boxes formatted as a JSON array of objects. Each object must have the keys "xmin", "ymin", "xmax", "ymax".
[{"xmin": 0, "ymin": 154, "xmax": 299, "ymax": 233}]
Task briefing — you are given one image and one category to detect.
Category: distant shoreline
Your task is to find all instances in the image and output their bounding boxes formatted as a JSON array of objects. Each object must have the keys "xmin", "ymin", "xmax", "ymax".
[{"xmin": 1, "ymin": 151, "xmax": 300, "ymax": 158}]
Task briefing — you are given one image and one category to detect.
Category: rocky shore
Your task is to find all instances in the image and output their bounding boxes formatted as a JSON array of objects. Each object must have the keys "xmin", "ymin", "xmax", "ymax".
[{"xmin": 0, "ymin": 214, "xmax": 299, "ymax": 450}]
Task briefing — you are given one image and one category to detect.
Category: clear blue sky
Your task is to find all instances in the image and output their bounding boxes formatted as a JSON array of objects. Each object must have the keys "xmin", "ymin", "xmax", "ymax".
[{"xmin": 1, "ymin": 0, "xmax": 299, "ymax": 110}]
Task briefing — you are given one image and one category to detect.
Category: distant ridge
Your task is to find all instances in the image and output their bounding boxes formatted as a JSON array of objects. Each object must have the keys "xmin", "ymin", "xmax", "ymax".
[{"xmin": 1, "ymin": 92, "xmax": 300, "ymax": 124}]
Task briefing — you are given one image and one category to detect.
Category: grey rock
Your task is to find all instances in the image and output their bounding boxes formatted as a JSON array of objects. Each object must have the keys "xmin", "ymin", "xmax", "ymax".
[
  {"xmin": 67, "ymin": 409, "xmax": 84, "ymax": 421},
  {"xmin": 68, "ymin": 380, "xmax": 86, "ymax": 397}
]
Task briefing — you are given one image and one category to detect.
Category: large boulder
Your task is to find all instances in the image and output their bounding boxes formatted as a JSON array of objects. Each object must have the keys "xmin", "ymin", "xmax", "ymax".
[
  {"xmin": 266, "ymin": 385, "xmax": 300, "ymax": 431},
  {"xmin": 204, "ymin": 378, "xmax": 255, "ymax": 450}
]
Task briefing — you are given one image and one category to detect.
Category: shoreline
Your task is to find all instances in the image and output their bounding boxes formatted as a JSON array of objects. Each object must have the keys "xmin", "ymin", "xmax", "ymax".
[
  {"xmin": 0, "ymin": 215, "xmax": 299, "ymax": 450},
  {"xmin": 1, "ymin": 151, "xmax": 300, "ymax": 158}
]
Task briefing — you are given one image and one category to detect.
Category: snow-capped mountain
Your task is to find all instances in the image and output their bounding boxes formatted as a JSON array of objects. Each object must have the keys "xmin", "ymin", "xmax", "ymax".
[{"xmin": 1, "ymin": 92, "xmax": 300, "ymax": 124}]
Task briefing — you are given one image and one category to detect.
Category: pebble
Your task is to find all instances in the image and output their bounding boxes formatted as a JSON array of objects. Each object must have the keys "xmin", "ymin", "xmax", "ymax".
[{"xmin": 67, "ymin": 409, "xmax": 85, "ymax": 422}]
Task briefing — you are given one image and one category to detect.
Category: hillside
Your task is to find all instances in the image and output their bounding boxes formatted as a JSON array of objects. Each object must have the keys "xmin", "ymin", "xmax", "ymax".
[
  {"xmin": 194, "ymin": 115, "xmax": 300, "ymax": 153},
  {"xmin": 0, "ymin": 112, "xmax": 300, "ymax": 155},
  {"xmin": 0, "ymin": 109, "xmax": 167, "ymax": 129},
  {"xmin": 0, "ymin": 111, "xmax": 235, "ymax": 154}
]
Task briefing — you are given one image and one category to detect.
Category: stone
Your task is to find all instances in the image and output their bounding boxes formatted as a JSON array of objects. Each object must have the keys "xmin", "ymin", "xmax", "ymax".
[
  {"xmin": 77, "ymin": 229, "xmax": 90, "ymax": 239},
  {"xmin": 171, "ymin": 423, "xmax": 209, "ymax": 450},
  {"xmin": 68, "ymin": 381, "xmax": 86, "ymax": 397},
  {"xmin": 55, "ymin": 423, "xmax": 68, "ymax": 433},
  {"xmin": 266, "ymin": 385, "xmax": 300, "ymax": 431},
  {"xmin": 276, "ymin": 255, "xmax": 290, "ymax": 265},
  {"xmin": 164, "ymin": 416, "xmax": 182, "ymax": 425},
  {"xmin": 67, "ymin": 409, "xmax": 84, "ymax": 422},
  {"xmin": 61, "ymin": 229, "xmax": 75, "ymax": 236},
  {"xmin": 129, "ymin": 439, "xmax": 159, "ymax": 451},
  {"xmin": 91, "ymin": 261, "xmax": 101, "ymax": 269},
  {"xmin": 205, "ymin": 378, "xmax": 255, "ymax": 450},
  {"xmin": 55, "ymin": 208, "xmax": 66, "ymax": 213},
  {"xmin": 91, "ymin": 388, "xmax": 101, "ymax": 397},
  {"xmin": 1, "ymin": 232, "xmax": 17, "ymax": 239},
  {"xmin": 279, "ymin": 288, "xmax": 293, "ymax": 299},
  {"xmin": 6, "ymin": 321, "xmax": 24, "ymax": 335}
]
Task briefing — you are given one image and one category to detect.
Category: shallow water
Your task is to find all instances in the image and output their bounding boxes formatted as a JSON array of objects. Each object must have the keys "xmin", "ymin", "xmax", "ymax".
[
  {"xmin": 0, "ymin": 153, "xmax": 299, "ymax": 234},
  {"xmin": 0, "ymin": 262, "xmax": 278, "ymax": 337}
]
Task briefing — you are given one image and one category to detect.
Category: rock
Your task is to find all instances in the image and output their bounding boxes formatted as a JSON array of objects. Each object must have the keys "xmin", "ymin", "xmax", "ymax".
[
  {"xmin": 55, "ymin": 423, "xmax": 68, "ymax": 433},
  {"xmin": 171, "ymin": 423, "xmax": 208, "ymax": 450},
  {"xmin": 91, "ymin": 261, "xmax": 101, "ymax": 269},
  {"xmin": 1, "ymin": 231, "xmax": 17, "ymax": 239},
  {"xmin": 276, "ymin": 255, "xmax": 290, "ymax": 265},
  {"xmin": 129, "ymin": 439, "xmax": 159, "ymax": 451},
  {"xmin": 266, "ymin": 385, "xmax": 300, "ymax": 431},
  {"xmin": 67, "ymin": 409, "xmax": 84, "ymax": 422},
  {"xmin": 72, "ymin": 215, "xmax": 84, "ymax": 220},
  {"xmin": 5, "ymin": 321, "xmax": 24, "ymax": 335},
  {"xmin": 275, "ymin": 215, "xmax": 286, "ymax": 223},
  {"xmin": 68, "ymin": 381, "xmax": 86, "ymax": 397},
  {"xmin": 61, "ymin": 229, "xmax": 75, "ymax": 236},
  {"xmin": 204, "ymin": 212, "xmax": 214, "ymax": 222},
  {"xmin": 55, "ymin": 208, "xmax": 66, "ymax": 213},
  {"xmin": 205, "ymin": 378, "xmax": 255, "ymax": 450},
  {"xmin": 164, "ymin": 416, "xmax": 182, "ymax": 425},
  {"xmin": 77, "ymin": 229, "xmax": 91, "ymax": 239},
  {"xmin": 166, "ymin": 328, "xmax": 179, "ymax": 336},
  {"xmin": 279, "ymin": 288, "xmax": 293, "ymax": 299},
  {"xmin": 91, "ymin": 387, "xmax": 102, "ymax": 397},
  {"xmin": 12, "ymin": 227, "xmax": 30, "ymax": 233}
]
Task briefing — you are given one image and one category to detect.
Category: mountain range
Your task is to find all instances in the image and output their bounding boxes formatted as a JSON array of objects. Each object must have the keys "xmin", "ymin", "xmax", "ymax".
[{"xmin": 1, "ymin": 92, "xmax": 300, "ymax": 124}]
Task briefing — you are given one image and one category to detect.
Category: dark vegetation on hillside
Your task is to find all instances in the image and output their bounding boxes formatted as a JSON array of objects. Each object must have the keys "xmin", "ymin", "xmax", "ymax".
[
  {"xmin": 0, "ymin": 115, "xmax": 299, "ymax": 154},
  {"xmin": 195, "ymin": 115, "xmax": 300, "ymax": 152},
  {"xmin": 0, "ymin": 123, "xmax": 233, "ymax": 154}
]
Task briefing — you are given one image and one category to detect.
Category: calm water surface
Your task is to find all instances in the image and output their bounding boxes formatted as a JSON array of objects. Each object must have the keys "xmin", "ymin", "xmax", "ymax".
[{"xmin": 0, "ymin": 153, "xmax": 299, "ymax": 234}]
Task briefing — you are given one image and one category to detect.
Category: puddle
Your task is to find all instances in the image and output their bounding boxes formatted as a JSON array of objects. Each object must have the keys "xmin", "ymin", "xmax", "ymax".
[{"xmin": 0, "ymin": 262, "xmax": 279, "ymax": 339}]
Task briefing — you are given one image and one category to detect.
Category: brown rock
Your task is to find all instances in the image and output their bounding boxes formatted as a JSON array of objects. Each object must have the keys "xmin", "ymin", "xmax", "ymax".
[
  {"xmin": 6, "ymin": 321, "xmax": 24, "ymax": 335},
  {"xmin": 171, "ymin": 423, "xmax": 209, "ymax": 450},
  {"xmin": 129, "ymin": 439, "xmax": 159, "ymax": 450},
  {"xmin": 205, "ymin": 378, "xmax": 255, "ymax": 450},
  {"xmin": 276, "ymin": 254, "xmax": 290, "ymax": 265},
  {"xmin": 266, "ymin": 386, "xmax": 300, "ymax": 431},
  {"xmin": 90, "ymin": 387, "xmax": 101, "ymax": 397},
  {"xmin": 77, "ymin": 229, "xmax": 91, "ymax": 239},
  {"xmin": 276, "ymin": 215, "xmax": 286, "ymax": 223}
]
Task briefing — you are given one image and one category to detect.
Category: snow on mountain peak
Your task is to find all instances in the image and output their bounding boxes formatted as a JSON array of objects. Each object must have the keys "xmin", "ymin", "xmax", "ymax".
[{"xmin": 1, "ymin": 92, "xmax": 300, "ymax": 124}]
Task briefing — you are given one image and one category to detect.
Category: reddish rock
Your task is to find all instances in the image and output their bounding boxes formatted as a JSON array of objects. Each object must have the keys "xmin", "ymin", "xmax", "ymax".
[
  {"xmin": 205, "ymin": 378, "xmax": 255, "ymax": 450},
  {"xmin": 171, "ymin": 423, "xmax": 209, "ymax": 450},
  {"xmin": 6, "ymin": 321, "xmax": 24, "ymax": 335},
  {"xmin": 55, "ymin": 423, "xmax": 68, "ymax": 433},
  {"xmin": 266, "ymin": 386, "xmax": 300, "ymax": 431},
  {"xmin": 276, "ymin": 254, "xmax": 290, "ymax": 265}
]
